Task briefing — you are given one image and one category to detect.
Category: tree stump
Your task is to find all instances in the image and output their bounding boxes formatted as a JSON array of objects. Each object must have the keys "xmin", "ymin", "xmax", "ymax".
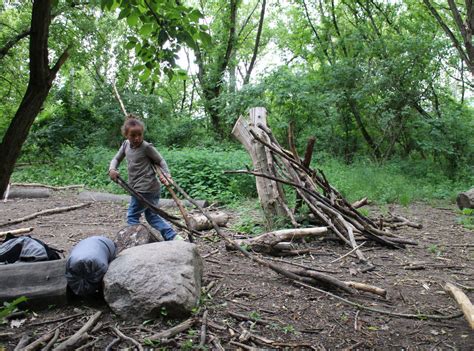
[
  {"xmin": 114, "ymin": 224, "xmax": 163, "ymax": 254},
  {"xmin": 232, "ymin": 107, "xmax": 290, "ymax": 228},
  {"xmin": 457, "ymin": 188, "xmax": 474, "ymax": 210}
]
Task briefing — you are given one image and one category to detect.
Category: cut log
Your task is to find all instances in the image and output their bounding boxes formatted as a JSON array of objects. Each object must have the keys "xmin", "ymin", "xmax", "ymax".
[
  {"xmin": 227, "ymin": 227, "xmax": 327, "ymax": 254},
  {"xmin": 188, "ymin": 212, "xmax": 229, "ymax": 231},
  {"xmin": 444, "ymin": 282, "xmax": 474, "ymax": 329},
  {"xmin": 456, "ymin": 188, "xmax": 474, "ymax": 210},
  {"xmin": 352, "ymin": 197, "xmax": 369, "ymax": 209},
  {"xmin": 8, "ymin": 187, "xmax": 51, "ymax": 199},
  {"xmin": 232, "ymin": 107, "xmax": 291, "ymax": 228},
  {"xmin": 0, "ymin": 259, "xmax": 68, "ymax": 308}
]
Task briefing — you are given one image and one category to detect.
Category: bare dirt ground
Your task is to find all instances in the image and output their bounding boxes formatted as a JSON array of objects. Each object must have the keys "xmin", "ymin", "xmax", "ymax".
[{"xmin": 0, "ymin": 190, "xmax": 473, "ymax": 350}]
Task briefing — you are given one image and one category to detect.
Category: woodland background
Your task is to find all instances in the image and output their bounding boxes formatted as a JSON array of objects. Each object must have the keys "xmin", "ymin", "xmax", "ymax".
[{"xmin": 1, "ymin": 0, "xmax": 473, "ymax": 209}]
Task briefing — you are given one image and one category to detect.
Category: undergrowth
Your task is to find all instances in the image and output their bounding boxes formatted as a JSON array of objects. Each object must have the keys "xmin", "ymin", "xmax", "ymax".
[{"xmin": 11, "ymin": 146, "xmax": 472, "ymax": 205}]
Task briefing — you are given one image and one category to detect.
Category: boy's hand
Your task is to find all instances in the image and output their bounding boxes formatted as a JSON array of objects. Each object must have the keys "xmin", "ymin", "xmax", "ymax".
[
  {"xmin": 109, "ymin": 169, "xmax": 119, "ymax": 181},
  {"xmin": 159, "ymin": 173, "xmax": 172, "ymax": 186}
]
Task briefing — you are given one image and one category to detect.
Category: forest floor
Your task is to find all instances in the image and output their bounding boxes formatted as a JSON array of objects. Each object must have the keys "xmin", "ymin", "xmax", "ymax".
[{"xmin": 0, "ymin": 189, "xmax": 473, "ymax": 350}]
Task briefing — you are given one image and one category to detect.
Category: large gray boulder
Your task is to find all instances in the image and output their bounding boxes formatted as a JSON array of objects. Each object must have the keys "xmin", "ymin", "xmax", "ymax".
[{"xmin": 103, "ymin": 241, "xmax": 202, "ymax": 319}]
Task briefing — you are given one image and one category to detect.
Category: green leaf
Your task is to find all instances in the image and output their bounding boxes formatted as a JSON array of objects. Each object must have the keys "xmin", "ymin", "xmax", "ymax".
[
  {"xmin": 177, "ymin": 31, "xmax": 197, "ymax": 50},
  {"xmin": 188, "ymin": 9, "xmax": 202, "ymax": 22},
  {"xmin": 118, "ymin": 8, "xmax": 130, "ymax": 20},
  {"xmin": 127, "ymin": 13, "xmax": 139, "ymax": 26},
  {"xmin": 139, "ymin": 68, "xmax": 151, "ymax": 82},
  {"xmin": 199, "ymin": 31, "xmax": 212, "ymax": 47},
  {"xmin": 140, "ymin": 23, "xmax": 153, "ymax": 37},
  {"xmin": 125, "ymin": 41, "xmax": 135, "ymax": 50}
]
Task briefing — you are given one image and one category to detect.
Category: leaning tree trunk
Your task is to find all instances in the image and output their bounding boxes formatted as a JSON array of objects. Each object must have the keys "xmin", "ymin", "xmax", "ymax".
[
  {"xmin": 232, "ymin": 107, "xmax": 293, "ymax": 228},
  {"xmin": 457, "ymin": 188, "xmax": 474, "ymax": 210},
  {"xmin": 0, "ymin": 0, "xmax": 69, "ymax": 197}
]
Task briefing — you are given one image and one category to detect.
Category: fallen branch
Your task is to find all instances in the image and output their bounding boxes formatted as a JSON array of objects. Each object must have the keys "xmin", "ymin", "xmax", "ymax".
[
  {"xmin": 294, "ymin": 281, "xmax": 463, "ymax": 320},
  {"xmin": 0, "ymin": 203, "xmax": 91, "ymax": 228},
  {"xmin": 330, "ymin": 242, "xmax": 367, "ymax": 263},
  {"xmin": 147, "ymin": 318, "xmax": 197, "ymax": 341},
  {"xmin": 29, "ymin": 312, "xmax": 84, "ymax": 326},
  {"xmin": 53, "ymin": 311, "xmax": 102, "ymax": 350},
  {"xmin": 0, "ymin": 227, "xmax": 33, "ymax": 237},
  {"xmin": 346, "ymin": 281, "xmax": 387, "ymax": 298},
  {"xmin": 227, "ymin": 311, "xmax": 272, "ymax": 325},
  {"xmin": 104, "ymin": 337, "xmax": 120, "ymax": 351},
  {"xmin": 444, "ymin": 282, "xmax": 474, "ymax": 329},
  {"xmin": 14, "ymin": 335, "xmax": 31, "ymax": 351},
  {"xmin": 199, "ymin": 310, "xmax": 208, "ymax": 347},
  {"xmin": 41, "ymin": 329, "xmax": 60, "ymax": 351},
  {"xmin": 22, "ymin": 331, "xmax": 55, "ymax": 351},
  {"xmin": 112, "ymin": 326, "xmax": 143, "ymax": 351},
  {"xmin": 228, "ymin": 227, "xmax": 328, "ymax": 254},
  {"xmin": 11, "ymin": 183, "xmax": 84, "ymax": 190}
]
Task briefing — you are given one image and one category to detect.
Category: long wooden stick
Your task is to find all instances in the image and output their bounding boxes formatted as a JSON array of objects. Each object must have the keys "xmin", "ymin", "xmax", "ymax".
[
  {"xmin": 153, "ymin": 165, "xmax": 194, "ymax": 242},
  {"xmin": 115, "ymin": 176, "xmax": 201, "ymax": 240},
  {"xmin": 0, "ymin": 203, "xmax": 91, "ymax": 228},
  {"xmin": 11, "ymin": 183, "xmax": 84, "ymax": 190},
  {"xmin": 0, "ymin": 227, "xmax": 34, "ymax": 237},
  {"xmin": 445, "ymin": 282, "xmax": 474, "ymax": 329},
  {"xmin": 294, "ymin": 281, "xmax": 462, "ymax": 320}
]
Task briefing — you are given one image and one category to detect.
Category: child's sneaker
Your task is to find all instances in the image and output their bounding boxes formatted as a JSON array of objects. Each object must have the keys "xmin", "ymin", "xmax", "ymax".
[{"xmin": 174, "ymin": 234, "xmax": 185, "ymax": 241}]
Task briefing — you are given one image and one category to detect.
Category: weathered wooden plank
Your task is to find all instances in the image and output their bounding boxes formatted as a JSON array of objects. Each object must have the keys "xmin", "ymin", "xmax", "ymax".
[{"xmin": 0, "ymin": 259, "xmax": 67, "ymax": 308}]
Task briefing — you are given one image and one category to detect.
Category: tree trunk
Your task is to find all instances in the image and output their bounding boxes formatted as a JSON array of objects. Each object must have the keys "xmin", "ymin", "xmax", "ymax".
[
  {"xmin": 0, "ymin": 0, "xmax": 69, "ymax": 197},
  {"xmin": 232, "ymin": 107, "xmax": 290, "ymax": 228},
  {"xmin": 457, "ymin": 188, "xmax": 474, "ymax": 209}
]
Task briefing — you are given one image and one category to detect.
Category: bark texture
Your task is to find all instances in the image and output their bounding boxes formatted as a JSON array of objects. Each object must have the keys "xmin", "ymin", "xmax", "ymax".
[{"xmin": 0, "ymin": 0, "xmax": 69, "ymax": 197}]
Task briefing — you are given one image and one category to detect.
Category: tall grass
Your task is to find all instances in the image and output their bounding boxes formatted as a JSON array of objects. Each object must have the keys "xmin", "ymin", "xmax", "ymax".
[{"xmin": 11, "ymin": 146, "xmax": 472, "ymax": 205}]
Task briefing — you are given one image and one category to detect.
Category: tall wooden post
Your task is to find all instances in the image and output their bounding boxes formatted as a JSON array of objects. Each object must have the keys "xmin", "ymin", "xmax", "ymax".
[{"xmin": 232, "ymin": 107, "xmax": 289, "ymax": 228}]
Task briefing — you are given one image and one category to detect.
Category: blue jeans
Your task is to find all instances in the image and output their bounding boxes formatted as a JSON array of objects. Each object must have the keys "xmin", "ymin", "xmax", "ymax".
[{"xmin": 127, "ymin": 192, "xmax": 176, "ymax": 241}]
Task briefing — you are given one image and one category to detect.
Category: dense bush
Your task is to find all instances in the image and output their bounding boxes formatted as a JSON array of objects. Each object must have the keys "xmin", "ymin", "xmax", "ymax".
[
  {"xmin": 12, "ymin": 146, "xmax": 256, "ymax": 203},
  {"xmin": 12, "ymin": 146, "xmax": 472, "ymax": 205}
]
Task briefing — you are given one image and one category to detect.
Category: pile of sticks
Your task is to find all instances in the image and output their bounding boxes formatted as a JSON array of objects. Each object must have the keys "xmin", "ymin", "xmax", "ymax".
[{"xmin": 229, "ymin": 108, "xmax": 419, "ymax": 264}]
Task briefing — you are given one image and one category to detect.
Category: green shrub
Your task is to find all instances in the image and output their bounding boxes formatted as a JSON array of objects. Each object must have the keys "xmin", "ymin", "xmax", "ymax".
[
  {"xmin": 13, "ymin": 145, "xmax": 256, "ymax": 202},
  {"xmin": 11, "ymin": 146, "xmax": 472, "ymax": 205}
]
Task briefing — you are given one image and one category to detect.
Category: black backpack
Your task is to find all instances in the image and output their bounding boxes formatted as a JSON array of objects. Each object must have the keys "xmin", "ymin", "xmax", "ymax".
[{"xmin": 0, "ymin": 234, "xmax": 62, "ymax": 263}]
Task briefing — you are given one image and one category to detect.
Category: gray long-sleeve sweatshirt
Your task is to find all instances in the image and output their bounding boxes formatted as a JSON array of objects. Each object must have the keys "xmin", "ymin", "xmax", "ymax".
[{"xmin": 109, "ymin": 140, "xmax": 170, "ymax": 193}]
